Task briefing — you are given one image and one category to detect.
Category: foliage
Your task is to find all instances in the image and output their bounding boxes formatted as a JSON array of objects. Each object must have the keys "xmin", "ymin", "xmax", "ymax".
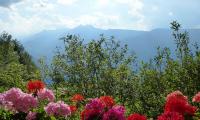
[
  {"xmin": 1, "ymin": 21, "xmax": 200, "ymax": 119},
  {"xmin": 0, "ymin": 32, "xmax": 40, "ymax": 91},
  {"xmin": 39, "ymin": 21, "xmax": 200, "ymax": 118}
]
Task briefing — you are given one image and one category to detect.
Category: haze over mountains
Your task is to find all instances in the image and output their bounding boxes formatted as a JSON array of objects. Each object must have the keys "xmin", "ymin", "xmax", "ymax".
[{"xmin": 21, "ymin": 25, "xmax": 200, "ymax": 64}]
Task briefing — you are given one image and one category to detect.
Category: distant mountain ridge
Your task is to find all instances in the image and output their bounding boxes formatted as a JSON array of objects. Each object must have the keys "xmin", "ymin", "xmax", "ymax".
[{"xmin": 22, "ymin": 25, "xmax": 200, "ymax": 64}]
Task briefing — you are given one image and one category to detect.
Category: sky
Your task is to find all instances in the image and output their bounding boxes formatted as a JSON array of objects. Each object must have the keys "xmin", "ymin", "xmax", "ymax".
[{"xmin": 0, "ymin": 0, "xmax": 199, "ymax": 37}]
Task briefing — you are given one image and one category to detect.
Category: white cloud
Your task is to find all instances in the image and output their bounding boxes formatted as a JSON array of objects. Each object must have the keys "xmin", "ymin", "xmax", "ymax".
[
  {"xmin": 0, "ymin": 11, "xmax": 59, "ymax": 37},
  {"xmin": 116, "ymin": 0, "xmax": 144, "ymax": 18},
  {"xmin": 58, "ymin": 12, "xmax": 120, "ymax": 29},
  {"xmin": 0, "ymin": 0, "xmax": 151, "ymax": 37},
  {"xmin": 57, "ymin": 0, "xmax": 77, "ymax": 6}
]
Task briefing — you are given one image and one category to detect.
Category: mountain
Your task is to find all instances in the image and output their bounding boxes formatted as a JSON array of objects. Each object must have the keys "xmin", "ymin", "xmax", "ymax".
[{"xmin": 22, "ymin": 26, "xmax": 200, "ymax": 64}]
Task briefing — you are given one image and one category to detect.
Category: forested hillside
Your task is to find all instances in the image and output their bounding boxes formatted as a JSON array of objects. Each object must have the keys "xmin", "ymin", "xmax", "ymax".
[{"xmin": 0, "ymin": 32, "xmax": 40, "ymax": 91}]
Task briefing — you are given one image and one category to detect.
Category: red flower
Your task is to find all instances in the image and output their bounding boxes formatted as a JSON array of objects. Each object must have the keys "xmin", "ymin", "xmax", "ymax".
[
  {"xmin": 81, "ymin": 109, "xmax": 103, "ymax": 120},
  {"xmin": 192, "ymin": 92, "xmax": 200, "ymax": 102},
  {"xmin": 27, "ymin": 80, "xmax": 45, "ymax": 93},
  {"xmin": 71, "ymin": 94, "xmax": 84, "ymax": 102},
  {"xmin": 166, "ymin": 91, "xmax": 187, "ymax": 102},
  {"xmin": 69, "ymin": 105, "xmax": 77, "ymax": 113},
  {"xmin": 157, "ymin": 112, "xmax": 184, "ymax": 120},
  {"xmin": 99, "ymin": 96, "xmax": 115, "ymax": 108},
  {"xmin": 165, "ymin": 91, "xmax": 197, "ymax": 116},
  {"xmin": 127, "ymin": 113, "xmax": 147, "ymax": 120}
]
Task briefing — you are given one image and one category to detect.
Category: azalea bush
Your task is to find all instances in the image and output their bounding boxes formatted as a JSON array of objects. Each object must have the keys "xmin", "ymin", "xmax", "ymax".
[{"xmin": 1, "ymin": 80, "xmax": 200, "ymax": 120}]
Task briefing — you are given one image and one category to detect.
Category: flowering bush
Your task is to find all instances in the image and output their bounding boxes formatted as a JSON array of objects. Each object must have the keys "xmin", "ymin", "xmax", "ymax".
[{"xmin": 2, "ymin": 81, "xmax": 200, "ymax": 120}]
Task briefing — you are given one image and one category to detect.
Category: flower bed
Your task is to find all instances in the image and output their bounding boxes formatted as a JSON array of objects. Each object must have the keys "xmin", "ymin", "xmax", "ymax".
[{"xmin": 1, "ymin": 80, "xmax": 200, "ymax": 120}]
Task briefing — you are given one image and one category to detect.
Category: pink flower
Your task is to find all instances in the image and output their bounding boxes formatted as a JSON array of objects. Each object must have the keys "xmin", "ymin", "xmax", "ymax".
[
  {"xmin": 15, "ymin": 94, "xmax": 38, "ymax": 113},
  {"xmin": 26, "ymin": 111, "xmax": 37, "ymax": 120},
  {"xmin": 3, "ymin": 88, "xmax": 23, "ymax": 104},
  {"xmin": 37, "ymin": 88, "xmax": 55, "ymax": 102},
  {"xmin": 44, "ymin": 101, "xmax": 71, "ymax": 117},
  {"xmin": 1, "ymin": 88, "xmax": 38, "ymax": 113},
  {"xmin": 85, "ymin": 98, "xmax": 105, "ymax": 111},
  {"xmin": 102, "ymin": 105, "xmax": 126, "ymax": 120},
  {"xmin": 192, "ymin": 92, "xmax": 200, "ymax": 102},
  {"xmin": 157, "ymin": 112, "xmax": 184, "ymax": 120}
]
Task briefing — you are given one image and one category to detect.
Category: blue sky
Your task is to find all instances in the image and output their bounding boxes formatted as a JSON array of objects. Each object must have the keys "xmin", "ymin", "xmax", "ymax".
[{"xmin": 0, "ymin": 0, "xmax": 199, "ymax": 37}]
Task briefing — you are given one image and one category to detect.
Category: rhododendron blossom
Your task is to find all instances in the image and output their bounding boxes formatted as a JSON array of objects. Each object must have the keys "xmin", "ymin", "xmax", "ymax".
[
  {"xmin": 127, "ymin": 113, "xmax": 147, "ymax": 120},
  {"xmin": 0, "ymin": 88, "xmax": 38, "ymax": 113},
  {"xmin": 26, "ymin": 111, "xmax": 37, "ymax": 120},
  {"xmin": 81, "ymin": 109, "xmax": 103, "ymax": 120},
  {"xmin": 166, "ymin": 91, "xmax": 188, "ymax": 102},
  {"xmin": 85, "ymin": 98, "xmax": 105, "ymax": 111},
  {"xmin": 165, "ymin": 91, "xmax": 197, "ymax": 116},
  {"xmin": 27, "ymin": 80, "xmax": 45, "ymax": 93},
  {"xmin": 71, "ymin": 94, "xmax": 84, "ymax": 102},
  {"xmin": 15, "ymin": 94, "xmax": 38, "ymax": 113},
  {"xmin": 37, "ymin": 88, "xmax": 55, "ymax": 102},
  {"xmin": 99, "ymin": 96, "xmax": 115, "ymax": 108},
  {"xmin": 192, "ymin": 92, "xmax": 200, "ymax": 102},
  {"xmin": 69, "ymin": 105, "xmax": 77, "ymax": 113},
  {"xmin": 44, "ymin": 101, "xmax": 71, "ymax": 117},
  {"xmin": 103, "ymin": 105, "xmax": 126, "ymax": 120},
  {"xmin": 157, "ymin": 112, "xmax": 184, "ymax": 120}
]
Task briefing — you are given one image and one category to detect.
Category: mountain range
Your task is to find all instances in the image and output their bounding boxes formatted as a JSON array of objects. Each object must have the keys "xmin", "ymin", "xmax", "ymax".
[{"xmin": 21, "ymin": 25, "xmax": 200, "ymax": 64}]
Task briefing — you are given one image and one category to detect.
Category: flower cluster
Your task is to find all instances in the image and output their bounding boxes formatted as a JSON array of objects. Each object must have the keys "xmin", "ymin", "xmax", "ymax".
[
  {"xmin": 157, "ymin": 112, "xmax": 184, "ymax": 120},
  {"xmin": 193, "ymin": 92, "xmax": 200, "ymax": 102},
  {"xmin": 0, "ymin": 88, "xmax": 38, "ymax": 113},
  {"xmin": 69, "ymin": 105, "xmax": 77, "ymax": 113},
  {"xmin": 26, "ymin": 111, "xmax": 37, "ymax": 120},
  {"xmin": 37, "ymin": 88, "xmax": 55, "ymax": 102},
  {"xmin": 71, "ymin": 94, "xmax": 84, "ymax": 102},
  {"xmin": 157, "ymin": 91, "xmax": 197, "ymax": 119},
  {"xmin": 127, "ymin": 113, "xmax": 147, "ymax": 120},
  {"xmin": 44, "ymin": 101, "xmax": 71, "ymax": 117},
  {"xmin": 82, "ymin": 96, "xmax": 128, "ymax": 120},
  {"xmin": 81, "ymin": 109, "xmax": 103, "ymax": 120},
  {"xmin": 85, "ymin": 98, "xmax": 105, "ymax": 111},
  {"xmin": 99, "ymin": 96, "xmax": 115, "ymax": 108},
  {"xmin": 27, "ymin": 80, "xmax": 45, "ymax": 93},
  {"xmin": 103, "ymin": 105, "xmax": 126, "ymax": 120},
  {"xmin": 3, "ymin": 83, "xmax": 200, "ymax": 120}
]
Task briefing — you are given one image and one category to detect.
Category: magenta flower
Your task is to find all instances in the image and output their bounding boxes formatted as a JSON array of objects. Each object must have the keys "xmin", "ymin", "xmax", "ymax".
[
  {"xmin": 26, "ymin": 111, "xmax": 37, "ymax": 120},
  {"xmin": 37, "ymin": 88, "xmax": 55, "ymax": 102},
  {"xmin": 103, "ymin": 105, "xmax": 126, "ymax": 120},
  {"xmin": 44, "ymin": 101, "xmax": 71, "ymax": 117},
  {"xmin": 85, "ymin": 98, "xmax": 105, "ymax": 111}
]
